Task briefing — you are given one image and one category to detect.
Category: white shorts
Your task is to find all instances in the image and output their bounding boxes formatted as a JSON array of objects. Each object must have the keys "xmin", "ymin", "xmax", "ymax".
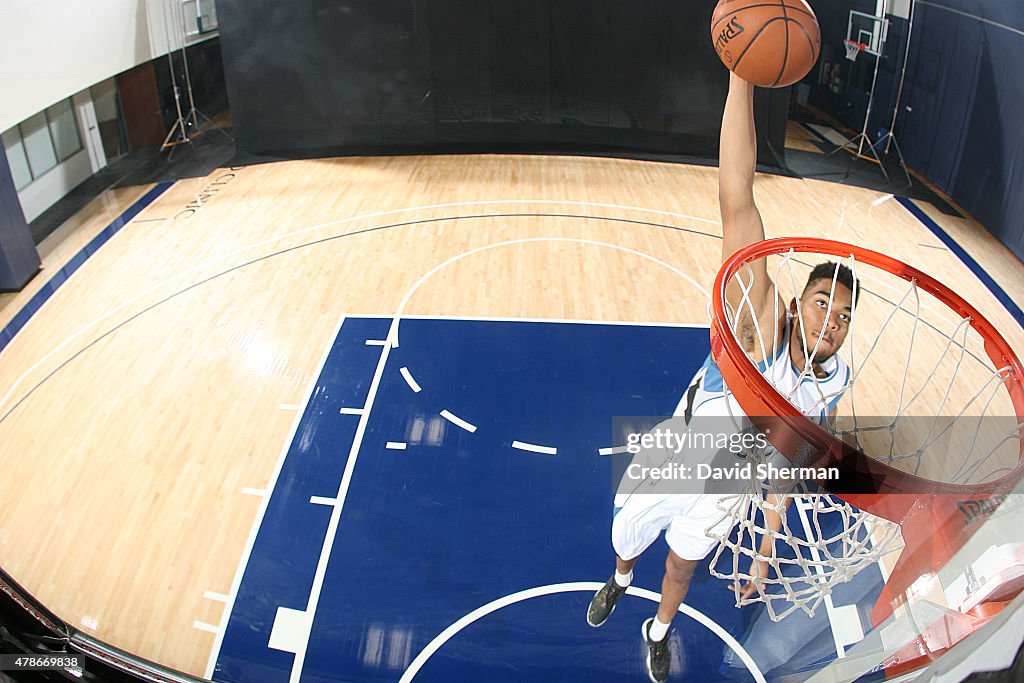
[
  {"xmin": 609, "ymin": 399, "xmax": 747, "ymax": 562},
  {"xmin": 611, "ymin": 491, "xmax": 735, "ymax": 561}
]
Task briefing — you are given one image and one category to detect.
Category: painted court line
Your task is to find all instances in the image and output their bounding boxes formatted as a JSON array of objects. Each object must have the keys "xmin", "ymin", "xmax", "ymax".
[
  {"xmin": 793, "ymin": 498, "xmax": 858, "ymax": 659},
  {"xmin": 204, "ymin": 591, "xmax": 229, "ymax": 603},
  {"xmin": 339, "ymin": 407, "xmax": 365, "ymax": 415},
  {"xmin": 896, "ymin": 196, "xmax": 1024, "ymax": 330},
  {"xmin": 270, "ymin": 607, "xmax": 311, "ymax": 654},
  {"xmin": 288, "ymin": 317, "xmax": 398, "ymax": 683},
  {"xmin": 400, "ymin": 366, "xmax": 422, "ymax": 393},
  {"xmin": 310, "ymin": 496, "xmax": 338, "ymax": 506},
  {"xmin": 241, "ymin": 488, "xmax": 267, "ymax": 497},
  {"xmin": 193, "ymin": 621, "xmax": 218, "ymax": 634},
  {"xmin": 0, "ymin": 203, "xmax": 713, "ymax": 421},
  {"xmin": 356, "ymin": 312, "xmax": 709, "ymax": 329},
  {"xmin": 204, "ymin": 313, "xmax": 349, "ymax": 680},
  {"xmin": 386, "ymin": 442, "xmax": 407, "ymax": 450},
  {"xmin": 512, "ymin": 440, "xmax": 557, "ymax": 455},
  {"xmin": 280, "ymin": 404, "xmax": 301, "ymax": 411},
  {"xmin": 365, "ymin": 339, "xmax": 389, "ymax": 346},
  {"xmin": 389, "ymin": 237, "xmax": 708, "ymax": 348},
  {"xmin": 0, "ymin": 182, "xmax": 173, "ymax": 357},
  {"xmin": 440, "ymin": 409, "xmax": 477, "ymax": 433},
  {"xmin": 598, "ymin": 446, "xmax": 629, "ymax": 456},
  {"xmin": 397, "ymin": 582, "xmax": 765, "ymax": 683}
]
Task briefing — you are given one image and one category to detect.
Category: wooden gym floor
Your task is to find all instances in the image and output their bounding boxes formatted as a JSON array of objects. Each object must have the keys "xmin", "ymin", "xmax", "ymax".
[{"xmin": 0, "ymin": 153, "xmax": 1022, "ymax": 680}]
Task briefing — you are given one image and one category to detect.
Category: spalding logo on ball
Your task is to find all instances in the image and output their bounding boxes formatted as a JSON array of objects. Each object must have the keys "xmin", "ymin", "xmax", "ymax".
[{"xmin": 711, "ymin": 0, "xmax": 821, "ymax": 88}]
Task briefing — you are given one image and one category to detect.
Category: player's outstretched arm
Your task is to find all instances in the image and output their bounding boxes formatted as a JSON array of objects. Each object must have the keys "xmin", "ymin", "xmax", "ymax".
[
  {"xmin": 735, "ymin": 494, "xmax": 790, "ymax": 599},
  {"xmin": 719, "ymin": 73, "xmax": 785, "ymax": 357}
]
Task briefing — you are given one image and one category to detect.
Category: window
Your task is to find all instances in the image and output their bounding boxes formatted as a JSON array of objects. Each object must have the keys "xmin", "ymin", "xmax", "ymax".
[
  {"xmin": 183, "ymin": 0, "xmax": 218, "ymax": 36},
  {"xmin": 46, "ymin": 98, "xmax": 82, "ymax": 162},
  {"xmin": 197, "ymin": 0, "xmax": 218, "ymax": 33},
  {"xmin": 2, "ymin": 97, "xmax": 83, "ymax": 188},
  {"xmin": 2, "ymin": 128, "xmax": 32, "ymax": 191},
  {"xmin": 21, "ymin": 111, "xmax": 58, "ymax": 178}
]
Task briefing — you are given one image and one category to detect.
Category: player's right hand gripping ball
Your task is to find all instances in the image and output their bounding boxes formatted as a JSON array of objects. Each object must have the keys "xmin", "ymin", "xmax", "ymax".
[{"xmin": 711, "ymin": 0, "xmax": 821, "ymax": 88}]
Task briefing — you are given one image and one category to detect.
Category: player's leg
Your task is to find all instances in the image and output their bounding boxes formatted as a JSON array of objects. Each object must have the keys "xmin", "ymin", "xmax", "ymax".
[
  {"xmin": 638, "ymin": 507, "xmax": 730, "ymax": 681},
  {"xmin": 587, "ymin": 553, "xmax": 639, "ymax": 628},
  {"xmin": 588, "ymin": 493, "xmax": 677, "ymax": 627},
  {"xmin": 658, "ymin": 549, "xmax": 699, "ymax": 623},
  {"xmin": 637, "ymin": 550, "xmax": 696, "ymax": 683},
  {"xmin": 616, "ymin": 555, "xmax": 638, "ymax": 575}
]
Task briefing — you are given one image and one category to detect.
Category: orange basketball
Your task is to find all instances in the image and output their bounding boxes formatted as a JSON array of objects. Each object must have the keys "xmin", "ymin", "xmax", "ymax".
[{"xmin": 711, "ymin": 0, "xmax": 821, "ymax": 88}]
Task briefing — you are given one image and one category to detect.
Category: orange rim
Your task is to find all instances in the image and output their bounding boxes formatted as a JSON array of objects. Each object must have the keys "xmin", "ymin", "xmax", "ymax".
[{"xmin": 710, "ymin": 237, "xmax": 1024, "ymax": 520}]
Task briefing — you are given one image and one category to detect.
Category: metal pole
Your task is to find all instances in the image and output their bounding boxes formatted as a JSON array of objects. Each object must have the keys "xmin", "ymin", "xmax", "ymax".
[
  {"xmin": 856, "ymin": 0, "xmax": 888, "ymax": 160},
  {"xmin": 171, "ymin": 0, "xmax": 233, "ymax": 144},
  {"xmin": 176, "ymin": 0, "xmax": 198, "ymax": 116},
  {"xmin": 159, "ymin": 0, "xmax": 189, "ymax": 155},
  {"xmin": 885, "ymin": 0, "xmax": 915, "ymax": 155}
]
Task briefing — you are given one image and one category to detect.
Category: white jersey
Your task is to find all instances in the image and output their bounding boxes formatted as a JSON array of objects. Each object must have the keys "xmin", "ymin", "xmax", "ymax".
[
  {"xmin": 610, "ymin": 317, "xmax": 852, "ymax": 562},
  {"xmin": 675, "ymin": 318, "xmax": 850, "ymax": 423}
]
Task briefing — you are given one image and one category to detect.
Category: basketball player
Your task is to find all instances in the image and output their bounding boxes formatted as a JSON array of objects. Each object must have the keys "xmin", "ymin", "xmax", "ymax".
[{"xmin": 587, "ymin": 72, "xmax": 858, "ymax": 683}]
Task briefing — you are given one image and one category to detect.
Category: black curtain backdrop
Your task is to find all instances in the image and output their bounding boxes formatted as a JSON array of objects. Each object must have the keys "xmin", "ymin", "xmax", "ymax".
[{"xmin": 217, "ymin": 0, "xmax": 789, "ymax": 166}]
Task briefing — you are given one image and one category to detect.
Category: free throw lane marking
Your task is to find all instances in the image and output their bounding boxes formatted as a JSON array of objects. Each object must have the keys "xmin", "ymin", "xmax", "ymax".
[
  {"xmin": 400, "ymin": 367, "xmax": 422, "ymax": 393},
  {"xmin": 440, "ymin": 409, "xmax": 477, "ymax": 433},
  {"xmin": 288, "ymin": 317, "xmax": 398, "ymax": 683},
  {"xmin": 512, "ymin": 440, "xmax": 557, "ymax": 455},
  {"xmin": 269, "ymin": 607, "xmax": 312, "ymax": 654},
  {"xmin": 205, "ymin": 314, "xmax": 349, "ymax": 679}
]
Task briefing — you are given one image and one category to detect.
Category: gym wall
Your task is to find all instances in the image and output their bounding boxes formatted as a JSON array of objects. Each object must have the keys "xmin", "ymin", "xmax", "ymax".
[
  {"xmin": 804, "ymin": 0, "xmax": 1024, "ymax": 262},
  {"xmin": 0, "ymin": 0, "xmax": 193, "ymax": 133},
  {"xmin": 898, "ymin": 2, "xmax": 1024, "ymax": 260},
  {"xmin": 216, "ymin": 0, "xmax": 789, "ymax": 165}
]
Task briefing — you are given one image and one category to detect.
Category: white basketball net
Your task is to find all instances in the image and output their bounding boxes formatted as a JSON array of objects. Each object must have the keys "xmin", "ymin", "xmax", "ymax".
[
  {"xmin": 844, "ymin": 40, "xmax": 863, "ymax": 61},
  {"xmin": 707, "ymin": 483, "xmax": 902, "ymax": 621},
  {"xmin": 706, "ymin": 248, "xmax": 1022, "ymax": 621}
]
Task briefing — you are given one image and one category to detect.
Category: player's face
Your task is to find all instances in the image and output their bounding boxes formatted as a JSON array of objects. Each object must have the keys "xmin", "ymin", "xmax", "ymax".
[{"xmin": 790, "ymin": 280, "xmax": 854, "ymax": 364}]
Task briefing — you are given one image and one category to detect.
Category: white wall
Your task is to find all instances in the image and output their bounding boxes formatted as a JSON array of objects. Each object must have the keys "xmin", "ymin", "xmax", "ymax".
[
  {"xmin": 14, "ymin": 90, "xmax": 103, "ymax": 224},
  {"xmin": 0, "ymin": 0, "xmax": 213, "ymax": 133},
  {"xmin": 17, "ymin": 147, "xmax": 93, "ymax": 224}
]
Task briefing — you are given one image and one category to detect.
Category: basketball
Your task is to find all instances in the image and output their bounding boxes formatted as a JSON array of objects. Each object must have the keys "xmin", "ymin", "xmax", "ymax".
[{"xmin": 711, "ymin": 0, "xmax": 821, "ymax": 88}]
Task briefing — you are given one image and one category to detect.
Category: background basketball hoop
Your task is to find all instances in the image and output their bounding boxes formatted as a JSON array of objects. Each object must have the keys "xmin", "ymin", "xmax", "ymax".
[{"xmin": 844, "ymin": 39, "xmax": 867, "ymax": 61}]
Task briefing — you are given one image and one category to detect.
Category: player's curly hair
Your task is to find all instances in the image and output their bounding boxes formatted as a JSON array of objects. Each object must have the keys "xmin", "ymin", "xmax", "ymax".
[{"xmin": 805, "ymin": 262, "xmax": 860, "ymax": 306}]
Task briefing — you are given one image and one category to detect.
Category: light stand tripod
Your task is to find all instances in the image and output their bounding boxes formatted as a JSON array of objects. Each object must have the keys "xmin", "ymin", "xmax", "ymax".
[
  {"xmin": 826, "ymin": 1, "xmax": 895, "ymax": 184},
  {"xmin": 876, "ymin": 0, "xmax": 915, "ymax": 187},
  {"xmin": 159, "ymin": 0, "xmax": 232, "ymax": 159}
]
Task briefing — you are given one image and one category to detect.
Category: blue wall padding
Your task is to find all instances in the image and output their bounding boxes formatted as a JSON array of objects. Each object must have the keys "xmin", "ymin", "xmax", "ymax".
[
  {"xmin": 0, "ymin": 144, "xmax": 40, "ymax": 291},
  {"xmin": 899, "ymin": 1, "xmax": 1024, "ymax": 260}
]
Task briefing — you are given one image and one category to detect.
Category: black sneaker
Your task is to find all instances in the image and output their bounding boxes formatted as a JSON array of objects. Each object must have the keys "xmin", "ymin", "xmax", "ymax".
[
  {"xmin": 586, "ymin": 575, "xmax": 627, "ymax": 627},
  {"xmin": 641, "ymin": 618, "xmax": 670, "ymax": 683}
]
